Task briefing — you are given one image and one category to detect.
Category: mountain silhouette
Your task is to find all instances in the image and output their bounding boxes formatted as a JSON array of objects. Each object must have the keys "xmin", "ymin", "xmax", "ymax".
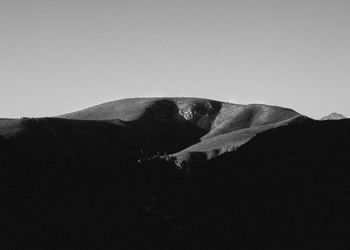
[{"xmin": 0, "ymin": 97, "xmax": 349, "ymax": 249}]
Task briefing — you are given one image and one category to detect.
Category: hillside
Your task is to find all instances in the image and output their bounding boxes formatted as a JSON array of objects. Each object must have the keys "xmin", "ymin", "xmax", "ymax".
[
  {"xmin": 0, "ymin": 108, "xmax": 350, "ymax": 248},
  {"xmin": 60, "ymin": 97, "xmax": 309, "ymax": 163},
  {"xmin": 186, "ymin": 119, "xmax": 350, "ymax": 249},
  {"xmin": 0, "ymin": 97, "xmax": 310, "ymax": 166}
]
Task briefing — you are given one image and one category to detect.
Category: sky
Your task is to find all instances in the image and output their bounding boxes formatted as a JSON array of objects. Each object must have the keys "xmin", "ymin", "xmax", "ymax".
[{"xmin": 1, "ymin": 0, "xmax": 350, "ymax": 119}]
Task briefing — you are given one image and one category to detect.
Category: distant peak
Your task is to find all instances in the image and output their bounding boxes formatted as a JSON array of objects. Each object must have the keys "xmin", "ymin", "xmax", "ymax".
[{"xmin": 321, "ymin": 112, "xmax": 346, "ymax": 120}]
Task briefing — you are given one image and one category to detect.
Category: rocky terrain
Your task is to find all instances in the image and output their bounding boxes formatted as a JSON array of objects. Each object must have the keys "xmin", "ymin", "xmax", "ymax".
[{"xmin": 321, "ymin": 112, "xmax": 346, "ymax": 120}]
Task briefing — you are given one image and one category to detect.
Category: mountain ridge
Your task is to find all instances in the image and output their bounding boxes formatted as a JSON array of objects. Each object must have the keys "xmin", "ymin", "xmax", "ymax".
[
  {"xmin": 2, "ymin": 97, "xmax": 350, "ymax": 248},
  {"xmin": 1, "ymin": 98, "xmax": 311, "ymax": 165},
  {"xmin": 58, "ymin": 97, "xmax": 310, "ymax": 163}
]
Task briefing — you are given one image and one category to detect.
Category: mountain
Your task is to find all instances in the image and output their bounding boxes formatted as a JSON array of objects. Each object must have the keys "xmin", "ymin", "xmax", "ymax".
[
  {"xmin": 60, "ymin": 97, "xmax": 310, "ymax": 163},
  {"xmin": 0, "ymin": 97, "xmax": 310, "ymax": 173},
  {"xmin": 321, "ymin": 112, "xmax": 347, "ymax": 120},
  {"xmin": 1, "ymin": 97, "xmax": 350, "ymax": 248}
]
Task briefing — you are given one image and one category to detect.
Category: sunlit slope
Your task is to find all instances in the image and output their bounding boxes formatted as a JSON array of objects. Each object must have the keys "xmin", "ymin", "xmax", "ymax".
[
  {"xmin": 0, "ymin": 97, "xmax": 309, "ymax": 165},
  {"xmin": 60, "ymin": 97, "xmax": 308, "ymax": 162},
  {"xmin": 173, "ymin": 115, "xmax": 309, "ymax": 163}
]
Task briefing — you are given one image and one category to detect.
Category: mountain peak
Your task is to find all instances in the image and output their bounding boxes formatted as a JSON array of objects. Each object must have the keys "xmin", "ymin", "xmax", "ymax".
[{"xmin": 321, "ymin": 112, "xmax": 346, "ymax": 120}]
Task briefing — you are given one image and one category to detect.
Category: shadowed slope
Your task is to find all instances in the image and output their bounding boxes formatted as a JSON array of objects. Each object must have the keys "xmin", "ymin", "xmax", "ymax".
[
  {"xmin": 0, "ymin": 105, "xmax": 208, "ymax": 166},
  {"xmin": 2, "ymin": 98, "xmax": 350, "ymax": 249},
  {"xmin": 1, "ymin": 117, "xmax": 349, "ymax": 248},
  {"xmin": 60, "ymin": 97, "xmax": 308, "ymax": 163},
  {"xmin": 184, "ymin": 119, "xmax": 350, "ymax": 249},
  {"xmin": 0, "ymin": 118, "xmax": 136, "ymax": 164},
  {"xmin": 60, "ymin": 97, "xmax": 302, "ymax": 132},
  {"xmin": 0, "ymin": 97, "xmax": 310, "ymax": 168},
  {"xmin": 60, "ymin": 97, "xmax": 224, "ymax": 130}
]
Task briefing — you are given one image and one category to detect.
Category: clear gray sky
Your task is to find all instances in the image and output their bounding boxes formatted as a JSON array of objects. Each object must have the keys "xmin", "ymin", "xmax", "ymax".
[{"xmin": 1, "ymin": 0, "xmax": 350, "ymax": 119}]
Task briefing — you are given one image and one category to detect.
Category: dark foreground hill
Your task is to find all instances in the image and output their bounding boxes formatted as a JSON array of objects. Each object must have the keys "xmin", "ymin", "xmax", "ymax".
[{"xmin": 1, "ymin": 98, "xmax": 350, "ymax": 249}]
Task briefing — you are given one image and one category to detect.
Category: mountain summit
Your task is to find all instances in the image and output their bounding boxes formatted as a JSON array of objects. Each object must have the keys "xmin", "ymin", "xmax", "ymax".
[{"xmin": 321, "ymin": 112, "xmax": 346, "ymax": 120}]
